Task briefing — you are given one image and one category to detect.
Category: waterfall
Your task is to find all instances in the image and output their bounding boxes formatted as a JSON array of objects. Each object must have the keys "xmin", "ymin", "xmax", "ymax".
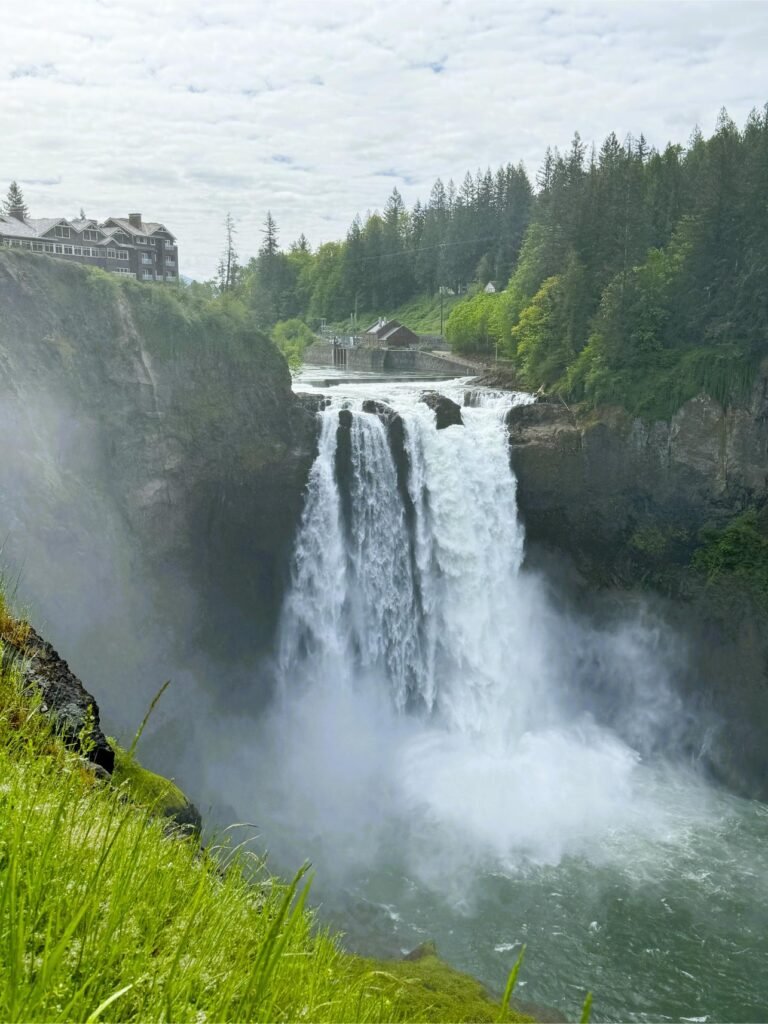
[{"xmin": 270, "ymin": 381, "xmax": 686, "ymax": 870}]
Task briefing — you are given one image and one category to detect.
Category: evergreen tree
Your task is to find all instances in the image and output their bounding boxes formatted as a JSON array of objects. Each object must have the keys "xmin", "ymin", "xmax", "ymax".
[
  {"xmin": 3, "ymin": 181, "xmax": 28, "ymax": 219},
  {"xmin": 260, "ymin": 211, "xmax": 279, "ymax": 257},
  {"xmin": 218, "ymin": 212, "xmax": 239, "ymax": 292}
]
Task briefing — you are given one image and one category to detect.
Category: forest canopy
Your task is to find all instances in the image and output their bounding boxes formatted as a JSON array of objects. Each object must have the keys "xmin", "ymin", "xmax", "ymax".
[{"xmin": 219, "ymin": 107, "xmax": 768, "ymax": 417}]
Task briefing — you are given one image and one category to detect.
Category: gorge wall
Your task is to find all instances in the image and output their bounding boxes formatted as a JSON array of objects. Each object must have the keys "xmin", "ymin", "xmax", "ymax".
[
  {"xmin": 0, "ymin": 250, "xmax": 316, "ymax": 736},
  {"xmin": 507, "ymin": 377, "xmax": 768, "ymax": 800}
]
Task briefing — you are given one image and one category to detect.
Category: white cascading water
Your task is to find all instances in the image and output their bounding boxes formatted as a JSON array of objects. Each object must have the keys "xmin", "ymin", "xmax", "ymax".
[
  {"xmin": 207, "ymin": 377, "xmax": 768, "ymax": 1022},
  {"xmin": 274, "ymin": 383, "xmax": 655, "ymax": 868}
]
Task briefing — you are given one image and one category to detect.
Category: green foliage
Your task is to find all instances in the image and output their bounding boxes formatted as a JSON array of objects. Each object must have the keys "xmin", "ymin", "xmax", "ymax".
[
  {"xmin": 512, "ymin": 255, "xmax": 589, "ymax": 390},
  {"xmin": 109, "ymin": 740, "xmax": 191, "ymax": 822},
  {"xmin": 355, "ymin": 953, "xmax": 532, "ymax": 1024},
  {"xmin": 3, "ymin": 181, "xmax": 28, "ymax": 219},
  {"xmin": 350, "ymin": 292, "xmax": 461, "ymax": 336},
  {"xmin": 446, "ymin": 291, "xmax": 500, "ymax": 354},
  {"xmin": 443, "ymin": 107, "xmax": 768, "ymax": 416},
  {"xmin": 692, "ymin": 510, "xmax": 768, "ymax": 608},
  {"xmin": 271, "ymin": 318, "xmax": 315, "ymax": 368}
]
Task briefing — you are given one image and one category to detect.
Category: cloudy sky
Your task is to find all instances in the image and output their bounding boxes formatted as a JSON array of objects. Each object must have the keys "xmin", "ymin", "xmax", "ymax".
[{"xmin": 2, "ymin": 0, "xmax": 766, "ymax": 279}]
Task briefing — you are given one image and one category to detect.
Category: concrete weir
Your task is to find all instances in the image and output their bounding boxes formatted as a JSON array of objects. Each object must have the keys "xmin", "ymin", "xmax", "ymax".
[{"xmin": 303, "ymin": 342, "xmax": 477, "ymax": 376}]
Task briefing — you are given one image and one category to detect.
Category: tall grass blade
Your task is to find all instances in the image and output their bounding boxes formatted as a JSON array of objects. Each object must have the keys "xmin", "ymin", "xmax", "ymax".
[
  {"xmin": 84, "ymin": 983, "xmax": 135, "ymax": 1023},
  {"xmin": 128, "ymin": 679, "xmax": 170, "ymax": 758},
  {"xmin": 580, "ymin": 990, "xmax": 593, "ymax": 1023},
  {"xmin": 497, "ymin": 943, "xmax": 526, "ymax": 1021}
]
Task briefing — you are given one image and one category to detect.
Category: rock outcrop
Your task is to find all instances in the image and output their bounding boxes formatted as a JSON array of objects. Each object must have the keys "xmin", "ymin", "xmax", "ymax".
[
  {"xmin": 0, "ymin": 249, "xmax": 318, "ymax": 732},
  {"xmin": 506, "ymin": 375, "xmax": 768, "ymax": 800},
  {"xmin": 420, "ymin": 391, "xmax": 463, "ymax": 429},
  {"xmin": 2, "ymin": 625, "xmax": 114, "ymax": 771}
]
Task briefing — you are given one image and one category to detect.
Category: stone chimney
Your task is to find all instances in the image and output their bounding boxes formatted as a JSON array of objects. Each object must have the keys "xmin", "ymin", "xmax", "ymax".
[{"xmin": 128, "ymin": 213, "xmax": 142, "ymax": 228}]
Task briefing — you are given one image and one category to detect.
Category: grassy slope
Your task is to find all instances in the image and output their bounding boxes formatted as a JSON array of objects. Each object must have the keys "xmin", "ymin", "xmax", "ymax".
[
  {"xmin": 0, "ymin": 591, "xmax": 531, "ymax": 1023},
  {"xmin": 332, "ymin": 292, "xmax": 461, "ymax": 336}
]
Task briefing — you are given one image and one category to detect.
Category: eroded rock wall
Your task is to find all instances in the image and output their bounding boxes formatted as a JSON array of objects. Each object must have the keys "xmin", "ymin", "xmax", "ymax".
[
  {"xmin": 507, "ymin": 374, "xmax": 768, "ymax": 799},
  {"xmin": 0, "ymin": 250, "xmax": 316, "ymax": 732}
]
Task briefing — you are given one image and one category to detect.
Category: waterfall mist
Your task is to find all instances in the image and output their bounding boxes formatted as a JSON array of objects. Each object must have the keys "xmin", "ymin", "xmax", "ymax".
[{"xmin": 214, "ymin": 381, "xmax": 713, "ymax": 900}]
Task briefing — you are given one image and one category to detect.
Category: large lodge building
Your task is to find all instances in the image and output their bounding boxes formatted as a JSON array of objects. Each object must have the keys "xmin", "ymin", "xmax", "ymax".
[{"xmin": 0, "ymin": 210, "xmax": 178, "ymax": 283}]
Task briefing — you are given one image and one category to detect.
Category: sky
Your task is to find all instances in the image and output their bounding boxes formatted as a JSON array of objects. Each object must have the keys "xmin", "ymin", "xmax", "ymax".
[{"xmin": 2, "ymin": 0, "xmax": 767, "ymax": 280}]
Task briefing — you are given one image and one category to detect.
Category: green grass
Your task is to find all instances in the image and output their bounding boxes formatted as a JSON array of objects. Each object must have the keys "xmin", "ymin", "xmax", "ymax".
[
  {"xmin": 333, "ymin": 292, "xmax": 461, "ymax": 336},
  {"xmin": 0, "ymin": 594, "xmax": 533, "ymax": 1023}
]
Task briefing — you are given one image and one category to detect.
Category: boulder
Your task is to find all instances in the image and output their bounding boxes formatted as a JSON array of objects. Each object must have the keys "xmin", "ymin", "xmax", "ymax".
[
  {"xmin": 2, "ymin": 625, "xmax": 114, "ymax": 773},
  {"xmin": 420, "ymin": 391, "xmax": 463, "ymax": 429}
]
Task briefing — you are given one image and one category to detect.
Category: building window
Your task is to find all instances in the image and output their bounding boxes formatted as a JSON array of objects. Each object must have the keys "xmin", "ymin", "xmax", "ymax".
[
  {"xmin": 44, "ymin": 243, "xmax": 55, "ymax": 253},
  {"xmin": 73, "ymin": 246, "xmax": 82, "ymax": 255},
  {"xmin": 83, "ymin": 230, "xmax": 99, "ymax": 242},
  {"xmin": 107, "ymin": 249, "xmax": 117, "ymax": 259},
  {"xmin": 54, "ymin": 226, "xmax": 71, "ymax": 238},
  {"xmin": 21, "ymin": 240, "xmax": 31, "ymax": 248},
  {"xmin": 63, "ymin": 245, "xmax": 73, "ymax": 255},
  {"xmin": 55, "ymin": 244, "xmax": 63, "ymax": 254},
  {"xmin": 136, "ymin": 236, "xmax": 146, "ymax": 244},
  {"xmin": 142, "ymin": 271, "xmax": 153, "ymax": 279},
  {"xmin": 165, "ymin": 273, "xmax": 176, "ymax": 280},
  {"xmin": 165, "ymin": 258, "xmax": 176, "ymax": 266},
  {"xmin": 32, "ymin": 242, "xmax": 43, "ymax": 252},
  {"xmin": 149, "ymin": 238, "xmax": 156, "ymax": 245},
  {"xmin": 118, "ymin": 250, "xmax": 129, "ymax": 260}
]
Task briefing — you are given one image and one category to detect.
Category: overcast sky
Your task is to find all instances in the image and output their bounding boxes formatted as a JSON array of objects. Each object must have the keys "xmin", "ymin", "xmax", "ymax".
[{"xmin": 2, "ymin": 0, "xmax": 767, "ymax": 279}]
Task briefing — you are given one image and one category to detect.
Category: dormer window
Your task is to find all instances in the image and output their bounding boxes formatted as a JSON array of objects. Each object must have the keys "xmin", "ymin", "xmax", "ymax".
[
  {"xmin": 82, "ymin": 230, "xmax": 100, "ymax": 242},
  {"xmin": 54, "ymin": 225, "xmax": 71, "ymax": 238}
]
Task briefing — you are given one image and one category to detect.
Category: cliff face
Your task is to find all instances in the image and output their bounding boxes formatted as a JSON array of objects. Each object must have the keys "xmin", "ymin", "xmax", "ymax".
[
  {"xmin": 0, "ymin": 250, "xmax": 316, "ymax": 731},
  {"xmin": 507, "ymin": 373, "xmax": 768, "ymax": 799}
]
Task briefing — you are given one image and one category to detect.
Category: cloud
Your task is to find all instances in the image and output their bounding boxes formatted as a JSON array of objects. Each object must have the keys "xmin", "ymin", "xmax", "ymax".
[{"xmin": 1, "ymin": 0, "xmax": 766, "ymax": 279}]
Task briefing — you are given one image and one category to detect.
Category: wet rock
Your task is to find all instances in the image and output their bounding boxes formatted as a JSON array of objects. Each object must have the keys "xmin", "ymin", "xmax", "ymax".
[
  {"xmin": 420, "ymin": 391, "xmax": 463, "ymax": 429},
  {"xmin": 362, "ymin": 398, "xmax": 397, "ymax": 420},
  {"xmin": 2, "ymin": 626, "xmax": 114, "ymax": 773},
  {"xmin": 506, "ymin": 369, "xmax": 768, "ymax": 802},
  {"xmin": 295, "ymin": 392, "xmax": 331, "ymax": 413}
]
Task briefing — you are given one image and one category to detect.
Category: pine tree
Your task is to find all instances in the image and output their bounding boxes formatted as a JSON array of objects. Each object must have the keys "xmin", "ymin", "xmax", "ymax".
[
  {"xmin": 218, "ymin": 212, "xmax": 239, "ymax": 292},
  {"xmin": 260, "ymin": 212, "xmax": 279, "ymax": 258},
  {"xmin": 3, "ymin": 181, "xmax": 28, "ymax": 220}
]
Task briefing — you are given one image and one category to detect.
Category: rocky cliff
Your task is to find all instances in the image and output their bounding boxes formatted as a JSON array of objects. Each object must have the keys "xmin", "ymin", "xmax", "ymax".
[
  {"xmin": 507, "ymin": 374, "xmax": 768, "ymax": 799},
  {"xmin": 0, "ymin": 250, "xmax": 316, "ymax": 733}
]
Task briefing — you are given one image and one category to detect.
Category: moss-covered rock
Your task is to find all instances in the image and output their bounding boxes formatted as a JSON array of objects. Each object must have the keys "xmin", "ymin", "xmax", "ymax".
[
  {"xmin": 355, "ymin": 947, "xmax": 534, "ymax": 1023},
  {"xmin": 109, "ymin": 740, "xmax": 202, "ymax": 834}
]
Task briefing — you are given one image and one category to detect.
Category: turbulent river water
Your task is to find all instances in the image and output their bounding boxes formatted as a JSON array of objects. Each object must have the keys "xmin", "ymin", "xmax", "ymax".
[{"xmin": 237, "ymin": 372, "xmax": 768, "ymax": 1023}]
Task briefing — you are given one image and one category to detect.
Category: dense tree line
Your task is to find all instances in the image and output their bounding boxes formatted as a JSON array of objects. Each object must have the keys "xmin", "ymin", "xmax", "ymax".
[
  {"xmin": 221, "ymin": 106, "xmax": 767, "ymax": 415},
  {"xmin": 447, "ymin": 108, "xmax": 768, "ymax": 415},
  {"xmin": 231, "ymin": 165, "xmax": 534, "ymax": 329}
]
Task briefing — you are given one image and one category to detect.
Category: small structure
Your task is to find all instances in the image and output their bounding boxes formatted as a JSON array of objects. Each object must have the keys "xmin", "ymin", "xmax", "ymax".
[
  {"xmin": 483, "ymin": 281, "xmax": 497, "ymax": 294},
  {"xmin": 364, "ymin": 318, "xmax": 418, "ymax": 348}
]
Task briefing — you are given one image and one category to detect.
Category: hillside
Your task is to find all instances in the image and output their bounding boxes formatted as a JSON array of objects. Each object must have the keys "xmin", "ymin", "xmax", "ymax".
[{"xmin": 0, "ymin": 587, "xmax": 530, "ymax": 1022}]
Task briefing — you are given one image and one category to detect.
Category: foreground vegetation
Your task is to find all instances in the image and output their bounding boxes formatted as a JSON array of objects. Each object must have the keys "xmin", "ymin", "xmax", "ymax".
[{"xmin": 0, "ymin": 591, "xmax": 532, "ymax": 1023}]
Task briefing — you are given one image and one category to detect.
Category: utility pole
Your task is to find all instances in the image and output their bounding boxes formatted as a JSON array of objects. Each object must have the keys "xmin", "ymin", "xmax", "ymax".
[{"xmin": 439, "ymin": 286, "xmax": 444, "ymax": 336}]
